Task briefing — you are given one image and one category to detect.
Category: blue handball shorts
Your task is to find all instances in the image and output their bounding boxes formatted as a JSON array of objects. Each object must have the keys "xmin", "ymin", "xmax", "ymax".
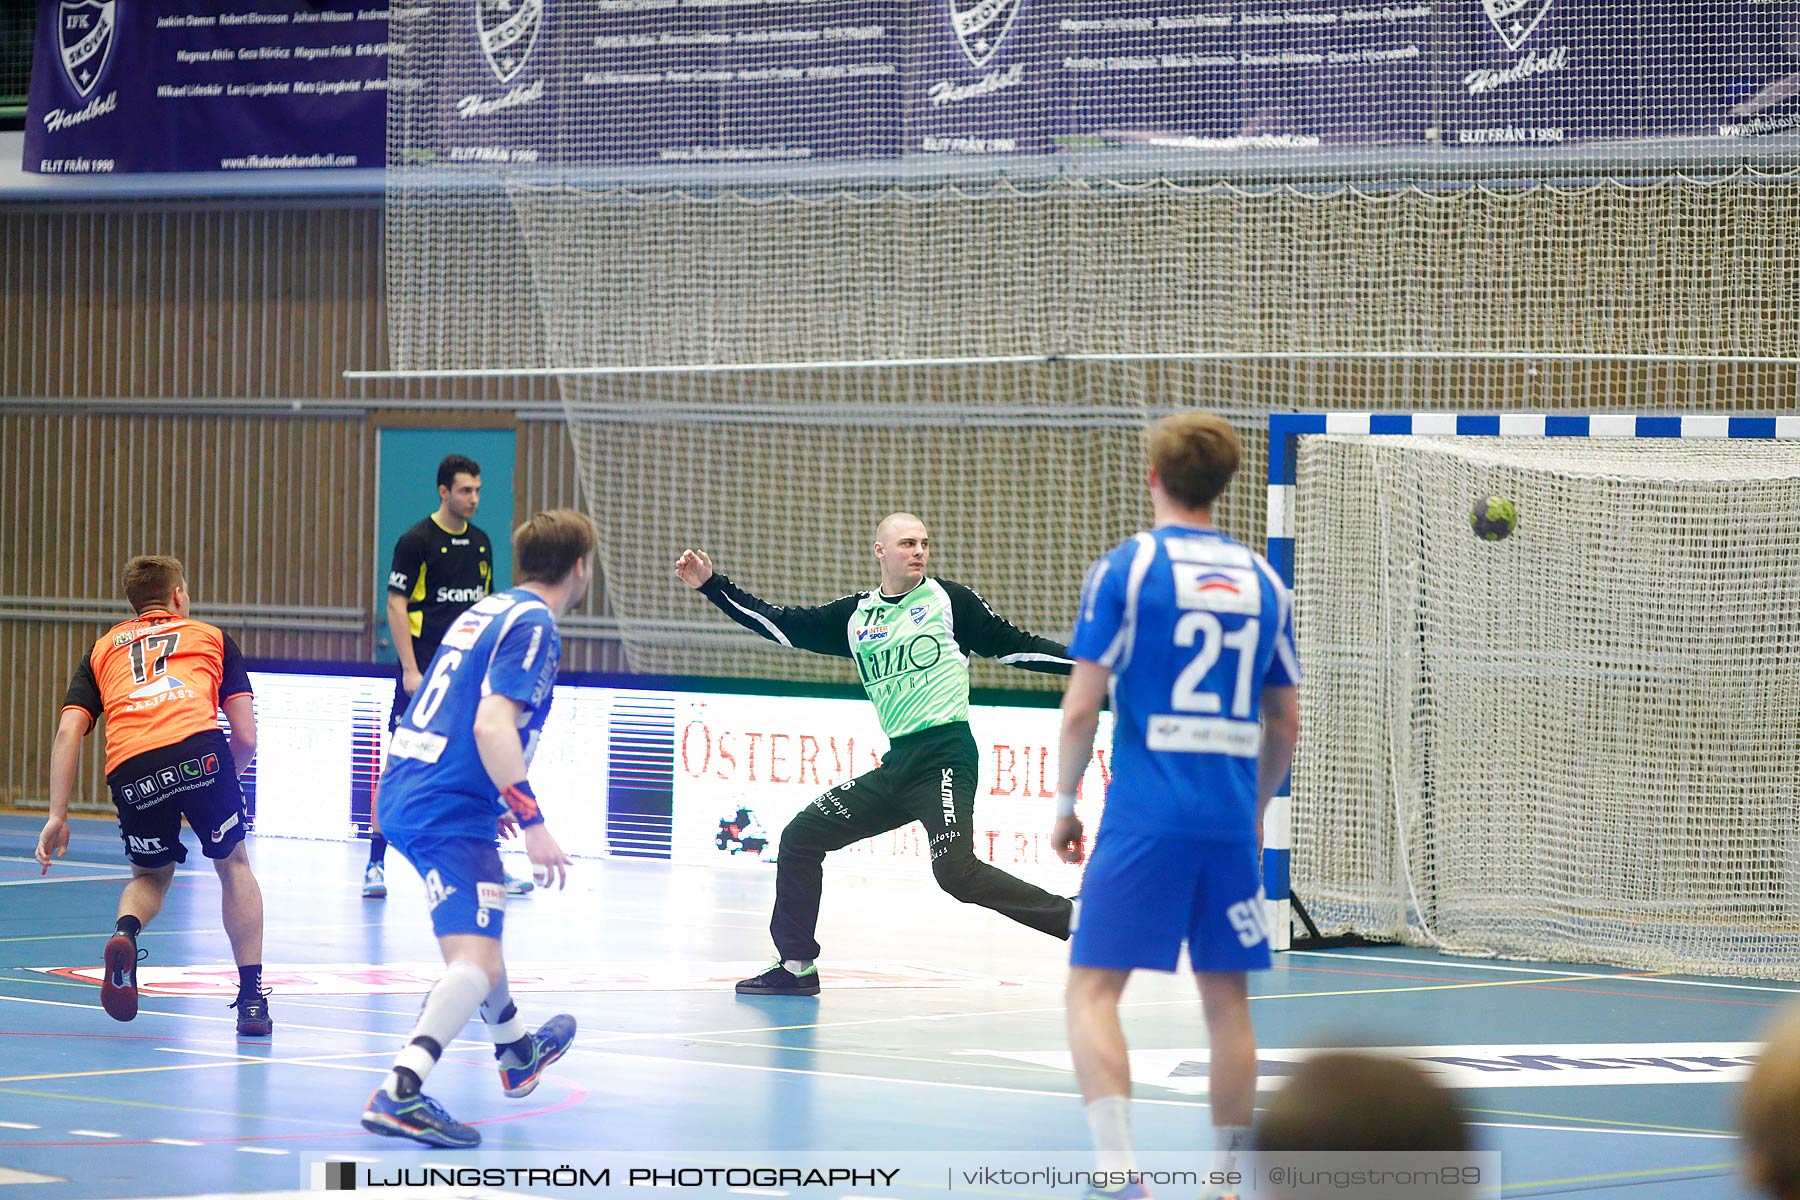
[
  {"xmin": 1070, "ymin": 830, "xmax": 1273, "ymax": 974},
  {"xmin": 385, "ymin": 830, "xmax": 509, "ymax": 940}
]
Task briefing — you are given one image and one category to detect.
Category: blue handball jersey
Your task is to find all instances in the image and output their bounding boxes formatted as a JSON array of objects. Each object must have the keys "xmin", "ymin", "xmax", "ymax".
[
  {"xmin": 1069, "ymin": 525, "xmax": 1300, "ymax": 841},
  {"xmin": 377, "ymin": 588, "xmax": 561, "ymax": 840}
]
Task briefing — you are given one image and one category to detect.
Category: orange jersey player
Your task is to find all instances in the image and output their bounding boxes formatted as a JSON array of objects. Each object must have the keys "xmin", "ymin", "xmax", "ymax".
[{"xmin": 36, "ymin": 555, "xmax": 272, "ymax": 1037}]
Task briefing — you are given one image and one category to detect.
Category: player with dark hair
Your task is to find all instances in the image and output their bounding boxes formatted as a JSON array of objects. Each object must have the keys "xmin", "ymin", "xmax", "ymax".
[
  {"xmin": 675, "ymin": 513, "xmax": 1076, "ymax": 996},
  {"xmin": 366, "ymin": 453, "xmax": 505, "ymax": 898},
  {"xmin": 1053, "ymin": 412, "xmax": 1301, "ymax": 1200},
  {"xmin": 360, "ymin": 509, "xmax": 597, "ymax": 1148},
  {"xmin": 36, "ymin": 555, "xmax": 272, "ymax": 1036}
]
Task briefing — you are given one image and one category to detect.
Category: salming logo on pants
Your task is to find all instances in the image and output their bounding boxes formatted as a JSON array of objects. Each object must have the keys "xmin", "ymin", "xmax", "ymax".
[{"xmin": 771, "ymin": 722, "xmax": 1072, "ymax": 961}]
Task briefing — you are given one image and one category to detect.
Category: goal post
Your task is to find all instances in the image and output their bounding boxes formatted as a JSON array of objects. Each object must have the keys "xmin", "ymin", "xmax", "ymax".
[{"xmin": 1265, "ymin": 412, "xmax": 1800, "ymax": 975}]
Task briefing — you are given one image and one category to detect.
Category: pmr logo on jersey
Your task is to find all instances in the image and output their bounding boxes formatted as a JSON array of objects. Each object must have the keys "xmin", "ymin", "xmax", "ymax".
[
  {"xmin": 1481, "ymin": 0, "xmax": 1553, "ymax": 49},
  {"xmin": 58, "ymin": 0, "xmax": 117, "ymax": 98},
  {"xmin": 476, "ymin": 0, "xmax": 543, "ymax": 84},
  {"xmin": 949, "ymin": 0, "xmax": 1022, "ymax": 67}
]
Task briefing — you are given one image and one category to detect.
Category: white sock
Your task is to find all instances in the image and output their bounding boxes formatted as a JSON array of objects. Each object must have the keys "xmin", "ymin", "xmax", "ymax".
[
  {"xmin": 1213, "ymin": 1123, "xmax": 1251, "ymax": 1174},
  {"xmin": 782, "ymin": 958, "xmax": 814, "ymax": 975},
  {"xmin": 480, "ymin": 978, "xmax": 530, "ymax": 1064},
  {"xmin": 382, "ymin": 959, "xmax": 489, "ymax": 1096},
  {"xmin": 1085, "ymin": 1094, "xmax": 1137, "ymax": 1179}
]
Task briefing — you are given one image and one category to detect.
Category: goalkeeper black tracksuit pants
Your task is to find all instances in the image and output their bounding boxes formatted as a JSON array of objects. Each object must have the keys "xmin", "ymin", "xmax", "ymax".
[{"xmin": 770, "ymin": 720, "xmax": 1074, "ymax": 961}]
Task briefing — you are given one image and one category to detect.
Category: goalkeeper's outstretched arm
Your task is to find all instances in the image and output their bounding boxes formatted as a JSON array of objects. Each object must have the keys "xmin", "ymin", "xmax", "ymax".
[
  {"xmin": 940, "ymin": 578, "xmax": 1073, "ymax": 675},
  {"xmin": 675, "ymin": 548, "xmax": 859, "ymax": 658}
]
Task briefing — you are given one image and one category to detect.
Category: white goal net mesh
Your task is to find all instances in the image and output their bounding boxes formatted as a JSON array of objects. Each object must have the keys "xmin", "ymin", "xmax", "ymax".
[
  {"xmin": 381, "ymin": 2, "xmax": 1798, "ymax": 683},
  {"xmin": 1290, "ymin": 433, "xmax": 1800, "ymax": 976}
]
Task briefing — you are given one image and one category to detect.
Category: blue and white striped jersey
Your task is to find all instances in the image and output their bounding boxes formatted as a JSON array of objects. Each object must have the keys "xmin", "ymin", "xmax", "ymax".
[
  {"xmin": 1070, "ymin": 525, "xmax": 1299, "ymax": 841},
  {"xmin": 378, "ymin": 588, "xmax": 561, "ymax": 840}
]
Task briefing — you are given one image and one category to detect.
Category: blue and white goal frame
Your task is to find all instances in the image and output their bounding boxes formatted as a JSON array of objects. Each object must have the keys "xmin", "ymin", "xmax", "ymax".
[{"xmin": 1261, "ymin": 411, "xmax": 1800, "ymax": 950}]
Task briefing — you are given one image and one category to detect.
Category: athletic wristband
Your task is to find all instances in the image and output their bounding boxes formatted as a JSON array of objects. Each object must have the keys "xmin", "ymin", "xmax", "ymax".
[
  {"xmin": 502, "ymin": 781, "xmax": 544, "ymax": 827},
  {"xmin": 1053, "ymin": 792, "xmax": 1077, "ymax": 818}
]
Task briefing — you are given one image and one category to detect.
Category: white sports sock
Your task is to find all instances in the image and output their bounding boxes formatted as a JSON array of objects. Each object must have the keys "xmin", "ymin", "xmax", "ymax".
[
  {"xmin": 480, "ymin": 978, "xmax": 529, "ymax": 1062},
  {"xmin": 782, "ymin": 958, "xmax": 814, "ymax": 975},
  {"xmin": 1213, "ymin": 1123, "xmax": 1251, "ymax": 1174},
  {"xmin": 1085, "ymin": 1094, "xmax": 1137, "ymax": 1178},
  {"xmin": 381, "ymin": 959, "xmax": 489, "ymax": 1096}
]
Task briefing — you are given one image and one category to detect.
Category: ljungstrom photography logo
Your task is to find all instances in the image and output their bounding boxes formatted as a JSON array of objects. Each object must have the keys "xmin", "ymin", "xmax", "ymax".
[
  {"xmin": 949, "ymin": 0, "xmax": 1023, "ymax": 68},
  {"xmin": 1480, "ymin": 0, "xmax": 1553, "ymax": 50},
  {"xmin": 311, "ymin": 1160, "xmax": 357, "ymax": 1190},
  {"xmin": 57, "ymin": 0, "xmax": 117, "ymax": 98},
  {"xmin": 475, "ymin": 0, "xmax": 544, "ymax": 84}
]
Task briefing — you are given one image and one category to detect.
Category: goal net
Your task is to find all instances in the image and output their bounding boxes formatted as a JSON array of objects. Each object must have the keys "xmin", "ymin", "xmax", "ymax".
[
  {"xmin": 1279, "ymin": 416, "xmax": 1800, "ymax": 977},
  {"xmin": 379, "ymin": 3, "xmax": 1798, "ymax": 684}
]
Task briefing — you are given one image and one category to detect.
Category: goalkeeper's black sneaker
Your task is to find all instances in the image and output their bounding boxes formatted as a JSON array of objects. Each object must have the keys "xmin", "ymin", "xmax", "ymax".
[{"xmin": 736, "ymin": 962, "xmax": 820, "ymax": 996}]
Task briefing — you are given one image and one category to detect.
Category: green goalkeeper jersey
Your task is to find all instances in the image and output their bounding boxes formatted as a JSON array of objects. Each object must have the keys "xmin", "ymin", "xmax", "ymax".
[{"xmin": 697, "ymin": 574, "xmax": 1072, "ymax": 738}]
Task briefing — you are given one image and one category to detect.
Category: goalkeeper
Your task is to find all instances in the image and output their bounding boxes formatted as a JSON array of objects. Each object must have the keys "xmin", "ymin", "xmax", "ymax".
[{"xmin": 675, "ymin": 513, "xmax": 1075, "ymax": 995}]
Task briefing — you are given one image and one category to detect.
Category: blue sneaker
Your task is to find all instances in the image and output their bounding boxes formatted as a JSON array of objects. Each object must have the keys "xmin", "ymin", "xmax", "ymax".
[
  {"xmin": 498, "ymin": 1013, "xmax": 576, "ymax": 1098},
  {"xmin": 1082, "ymin": 1181, "xmax": 1152, "ymax": 1200},
  {"xmin": 505, "ymin": 872, "xmax": 534, "ymax": 896},
  {"xmin": 360, "ymin": 1088, "xmax": 480, "ymax": 1148}
]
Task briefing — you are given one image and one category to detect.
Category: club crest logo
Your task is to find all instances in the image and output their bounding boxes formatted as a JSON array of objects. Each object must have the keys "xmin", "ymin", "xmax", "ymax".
[
  {"xmin": 949, "ymin": 0, "xmax": 1023, "ymax": 68},
  {"xmin": 1480, "ymin": 0, "xmax": 1553, "ymax": 50},
  {"xmin": 58, "ymin": 0, "xmax": 116, "ymax": 98},
  {"xmin": 475, "ymin": 0, "xmax": 543, "ymax": 85}
]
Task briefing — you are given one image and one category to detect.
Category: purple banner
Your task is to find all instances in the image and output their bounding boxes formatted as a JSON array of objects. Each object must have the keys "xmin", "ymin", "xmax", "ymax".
[
  {"xmin": 901, "ymin": 0, "xmax": 1061, "ymax": 157},
  {"xmin": 24, "ymin": 0, "xmax": 1799, "ymax": 175},
  {"xmin": 25, "ymin": 0, "xmax": 391, "ymax": 175}
]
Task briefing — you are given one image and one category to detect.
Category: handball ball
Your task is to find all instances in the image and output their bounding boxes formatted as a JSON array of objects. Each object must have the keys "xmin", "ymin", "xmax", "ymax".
[{"xmin": 1471, "ymin": 495, "xmax": 1518, "ymax": 541}]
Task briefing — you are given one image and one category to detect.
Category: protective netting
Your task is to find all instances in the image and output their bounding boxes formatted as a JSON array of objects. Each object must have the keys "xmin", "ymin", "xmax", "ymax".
[
  {"xmin": 1290, "ymin": 434, "xmax": 1800, "ymax": 977},
  {"xmin": 382, "ymin": 2, "xmax": 1798, "ymax": 683},
  {"xmin": 563, "ymin": 364, "xmax": 1154, "ymax": 686}
]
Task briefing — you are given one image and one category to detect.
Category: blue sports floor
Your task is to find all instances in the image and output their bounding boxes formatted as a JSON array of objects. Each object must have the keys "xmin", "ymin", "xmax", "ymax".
[{"xmin": 0, "ymin": 812, "xmax": 1785, "ymax": 1198}]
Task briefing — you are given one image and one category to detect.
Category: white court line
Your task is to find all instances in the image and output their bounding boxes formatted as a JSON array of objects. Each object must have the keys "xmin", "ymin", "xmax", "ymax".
[
  {"xmin": 68, "ymin": 1129, "xmax": 121, "ymax": 1138},
  {"xmin": 0, "ymin": 1122, "xmax": 38, "ymax": 1130},
  {"xmin": 157, "ymin": 1047, "xmax": 395, "ymax": 1077},
  {"xmin": 0, "ymin": 874, "xmax": 137, "ymax": 887},
  {"xmin": 575, "ymin": 1047, "xmax": 1735, "ymax": 1141},
  {"xmin": 0, "ymin": 992, "xmax": 492, "ymax": 1049},
  {"xmin": 236, "ymin": 1146, "xmax": 290, "ymax": 1155},
  {"xmin": 0, "ymin": 1167, "xmax": 64, "ymax": 1184},
  {"xmin": 1287, "ymin": 950, "xmax": 1800, "ymax": 994},
  {"xmin": 0, "ymin": 856, "xmax": 135, "ymax": 872},
  {"xmin": 729, "ymin": 1189, "xmax": 790, "ymax": 1197},
  {"xmin": 149, "ymin": 1138, "xmax": 202, "ymax": 1146}
]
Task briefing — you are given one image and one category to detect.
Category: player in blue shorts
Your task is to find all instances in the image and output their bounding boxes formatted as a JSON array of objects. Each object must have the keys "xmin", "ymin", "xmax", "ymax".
[
  {"xmin": 359, "ymin": 509, "xmax": 597, "ymax": 1148},
  {"xmin": 1052, "ymin": 413, "xmax": 1302, "ymax": 1200}
]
